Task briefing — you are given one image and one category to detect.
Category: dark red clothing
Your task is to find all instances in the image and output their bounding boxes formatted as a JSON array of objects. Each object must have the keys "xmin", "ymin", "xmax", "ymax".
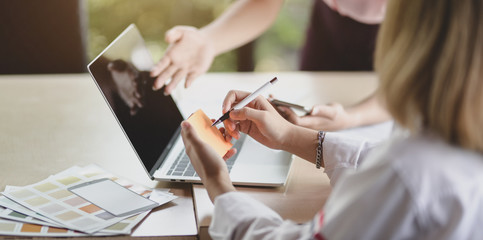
[{"xmin": 300, "ymin": 0, "xmax": 380, "ymax": 71}]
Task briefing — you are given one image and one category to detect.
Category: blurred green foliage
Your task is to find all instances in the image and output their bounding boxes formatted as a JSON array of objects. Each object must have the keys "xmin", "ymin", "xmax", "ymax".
[{"xmin": 87, "ymin": 0, "xmax": 310, "ymax": 72}]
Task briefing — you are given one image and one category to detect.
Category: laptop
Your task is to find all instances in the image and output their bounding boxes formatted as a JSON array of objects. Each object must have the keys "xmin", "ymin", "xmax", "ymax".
[{"xmin": 87, "ymin": 24, "xmax": 293, "ymax": 187}]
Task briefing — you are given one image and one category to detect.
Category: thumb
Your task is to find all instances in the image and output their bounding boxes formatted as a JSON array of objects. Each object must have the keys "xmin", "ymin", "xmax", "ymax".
[
  {"xmin": 181, "ymin": 121, "xmax": 201, "ymax": 144},
  {"xmin": 165, "ymin": 27, "xmax": 184, "ymax": 43}
]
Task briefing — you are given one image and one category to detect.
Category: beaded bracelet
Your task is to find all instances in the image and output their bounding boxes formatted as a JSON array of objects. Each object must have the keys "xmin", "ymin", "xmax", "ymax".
[{"xmin": 316, "ymin": 131, "xmax": 326, "ymax": 169}]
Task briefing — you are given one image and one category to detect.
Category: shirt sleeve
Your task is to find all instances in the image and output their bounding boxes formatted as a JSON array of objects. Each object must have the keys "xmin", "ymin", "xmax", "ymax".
[
  {"xmin": 321, "ymin": 154, "xmax": 419, "ymax": 239},
  {"xmin": 209, "ymin": 192, "xmax": 313, "ymax": 240},
  {"xmin": 322, "ymin": 132, "xmax": 382, "ymax": 186},
  {"xmin": 322, "ymin": 121, "xmax": 394, "ymax": 186}
]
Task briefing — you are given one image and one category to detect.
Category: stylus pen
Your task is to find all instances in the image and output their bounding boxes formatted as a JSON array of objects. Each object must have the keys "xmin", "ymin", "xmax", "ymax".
[{"xmin": 211, "ymin": 77, "xmax": 278, "ymax": 127}]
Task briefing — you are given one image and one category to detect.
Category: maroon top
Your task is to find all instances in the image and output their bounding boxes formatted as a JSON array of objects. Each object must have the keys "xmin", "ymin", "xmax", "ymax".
[{"xmin": 299, "ymin": 0, "xmax": 380, "ymax": 71}]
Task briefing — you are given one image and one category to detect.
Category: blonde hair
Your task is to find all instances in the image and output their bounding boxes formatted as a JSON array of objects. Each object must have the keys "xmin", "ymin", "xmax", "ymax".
[{"xmin": 375, "ymin": 0, "xmax": 483, "ymax": 152}]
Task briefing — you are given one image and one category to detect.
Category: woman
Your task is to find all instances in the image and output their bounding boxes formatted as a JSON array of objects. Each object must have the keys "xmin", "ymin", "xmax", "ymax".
[{"xmin": 181, "ymin": 0, "xmax": 483, "ymax": 239}]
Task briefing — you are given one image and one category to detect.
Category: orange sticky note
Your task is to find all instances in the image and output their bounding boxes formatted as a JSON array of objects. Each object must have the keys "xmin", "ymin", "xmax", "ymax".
[{"xmin": 186, "ymin": 109, "xmax": 233, "ymax": 157}]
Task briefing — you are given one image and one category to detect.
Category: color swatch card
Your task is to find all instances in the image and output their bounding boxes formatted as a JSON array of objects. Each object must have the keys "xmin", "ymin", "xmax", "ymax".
[
  {"xmin": 1, "ymin": 191, "xmax": 157, "ymax": 237},
  {"xmin": 0, "ymin": 196, "xmax": 61, "ymax": 227},
  {"xmin": 0, "ymin": 205, "xmax": 59, "ymax": 227},
  {"xmin": 186, "ymin": 109, "xmax": 233, "ymax": 157},
  {"xmin": 0, "ymin": 198, "xmax": 152, "ymax": 237},
  {"xmin": 1, "ymin": 165, "xmax": 175, "ymax": 235},
  {"xmin": 4, "ymin": 176, "xmax": 127, "ymax": 233},
  {"xmin": 2, "ymin": 184, "xmax": 171, "ymax": 236},
  {"xmin": 0, "ymin": 218, "xmax": 85, "ymax": 237}
]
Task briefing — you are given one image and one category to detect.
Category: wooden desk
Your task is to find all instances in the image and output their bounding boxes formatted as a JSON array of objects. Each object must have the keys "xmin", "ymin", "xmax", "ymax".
[
  {"xmin": 173, "ymin": 72, "xmax": 378, "ymax": 239},
  {"xmin": 0, "ymin": 74, "xmax": 197, "ymax": 239},
  {"xmin": 0, "ymin": 72, "xmax": 378, "ymax": 239}
]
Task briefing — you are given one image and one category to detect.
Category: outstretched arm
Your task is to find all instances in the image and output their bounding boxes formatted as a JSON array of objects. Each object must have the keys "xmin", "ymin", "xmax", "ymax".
[
  {"xmin": 151, "ymin": 0, "xmax": 284, "ymax": 94},
  {"xmin": 200, "ymin": 0, "xmax": 283, "ymax": 55}
]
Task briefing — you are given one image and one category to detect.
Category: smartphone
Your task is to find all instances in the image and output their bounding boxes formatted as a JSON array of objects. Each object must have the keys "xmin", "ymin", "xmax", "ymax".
[{"xmin": 270, "ymin": 99, "xmax": 311, "ymax": 113}]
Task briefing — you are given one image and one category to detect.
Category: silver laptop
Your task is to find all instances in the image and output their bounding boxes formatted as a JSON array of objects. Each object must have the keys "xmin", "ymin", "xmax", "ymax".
[{"xmin": 87, "ymin": 24, "xmax": 293, "ymax": 187}]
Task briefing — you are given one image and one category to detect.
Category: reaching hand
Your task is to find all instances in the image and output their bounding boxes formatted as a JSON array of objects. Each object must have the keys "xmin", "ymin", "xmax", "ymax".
[
  {"xmin": 180, "ymin": 121, "xmax": 236, "ymax": 202},
  {"xmin": 276, "ymin": 103, "xmax": 353, "ymax": 131},
  {"xmin": 107, "ymin": 60, "xmax": 143, "ymax": 115},
  {"xmin": 150, "ymin": 26, "xmax": 216, "ymax": 95},
  {"xmin": 222, "ymin": 90, "xmax": 295, "ymax": 150}
]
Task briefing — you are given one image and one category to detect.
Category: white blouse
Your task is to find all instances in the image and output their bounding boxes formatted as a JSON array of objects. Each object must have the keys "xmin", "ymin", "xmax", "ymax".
[{"xmin": 209, "ymin": 130, "xmax": 483, "ymax": 239}]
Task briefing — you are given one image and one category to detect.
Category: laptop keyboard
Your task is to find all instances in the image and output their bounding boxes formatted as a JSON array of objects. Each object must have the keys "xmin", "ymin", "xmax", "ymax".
[
  {"xmin": 166, "ymin": 134, "xmax": 246, "ymax": 177},
  {"xmin": 166, "ymin": 151, "xmax": 236, "ymax": 177},
  {"xmin": 166, "ymin": 151, "xmax": 198, "ymax": 177}
]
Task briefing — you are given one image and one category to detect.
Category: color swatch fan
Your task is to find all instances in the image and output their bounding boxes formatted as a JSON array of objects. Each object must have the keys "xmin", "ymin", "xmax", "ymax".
[{"xmin": 0, "ymin": 165, "xmax": 176, "ymax": 237}]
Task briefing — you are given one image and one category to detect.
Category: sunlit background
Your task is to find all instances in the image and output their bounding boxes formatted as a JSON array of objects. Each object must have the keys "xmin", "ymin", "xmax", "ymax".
[{"xmin": 87, "ymin": 0, "xmax": 311, "ymax": 72}]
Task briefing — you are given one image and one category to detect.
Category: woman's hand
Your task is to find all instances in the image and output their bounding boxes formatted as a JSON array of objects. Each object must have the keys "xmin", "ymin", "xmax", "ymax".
[
  {"xmin": 276, "ymin": 94, "xmax": 392, "ymax": 131},
  {"xmin": 180, "ymin": 121, "xmax": 236, "ymax": 202},
  {"xmin": 276, "ymin": 103, "xmax": 352, "ymax": 131},
  {"xmin": 222, "ymin": 90, "xmax": 295, "ymax": 150},
  {"xmin": 150, "ymin": 26, "xmax": 216, "ymax": 95}
]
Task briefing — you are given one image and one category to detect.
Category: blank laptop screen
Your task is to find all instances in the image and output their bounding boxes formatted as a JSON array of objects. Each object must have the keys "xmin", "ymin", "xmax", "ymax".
[{"xmin": 87, "ymin": 25, "xmax": 184, "ymax": 174}]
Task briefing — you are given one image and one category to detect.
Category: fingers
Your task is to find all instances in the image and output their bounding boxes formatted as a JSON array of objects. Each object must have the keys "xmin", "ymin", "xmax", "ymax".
[
  {"xmin": 222, "ymin": 90, "xmax": 251, "ymax": 113},
  {"xmin": 221, "ymin": 91, "xmax": 275, "ymax": 139},
  {"xmin": 151, "ymin": 58, "xmax": 172, "ymax": 91},
  {"xmin": 223, "ymin": 148, "xmax": 237, "ymax": 161},
  {"xmin": 153, "ymin": 65, "xmax": 178, "ymax": 93},
  {"xmin": 151, "ymin": 58, "xmax": 199, "ymax": 94},
  {"xmin": 185, "ymin": 72, "xmax": 200, "ymax": 89},
  {"xmin": 151, "ymin": 57, "xmax": 170, "ymax": 78},
  {"xmin": 218, "ymin": 126, "xmax": 233, "ymax": 142},
  {"xmin": 230, "ymin": 107, "xmax": 265, "ymax": 125},
  {"xmin": 278, "ymin": 105, "xmax": 331, "ymax": 129},
  {"xmin": 152, "ymin": 26, "xmax": 208, "ymax": 94},
  {"xmin": 223, "ymin": 119, "xmax": 240, "ymax": 140},
  {"xmin": 223, "ymin": 119, "xmax": 237, "ymax": 133},
  {"xmin": 151, "ymin": 56, "xmax": 192, "ymax": 93},
  {"xmin": 165, "ymin": 69, "xmax": 188, "ymax": 95},
  {"xmin": 251, "ymin": 95, "xmax": 275, "ymax": 111},
  {"xmin": 213, "ymin": 119, "xmax": 233, "ymax": 142},
  {"xmin": 218, "ymin": 115, "xmax": 239, "ymax": 140},
  {"xmin": 222, "ymin": 90, "xmax": 273, "ymax": 112}
]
